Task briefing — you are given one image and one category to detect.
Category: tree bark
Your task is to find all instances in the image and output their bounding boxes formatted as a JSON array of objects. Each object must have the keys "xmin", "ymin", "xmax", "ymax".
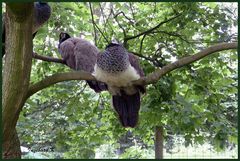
[
  {"xmin": 2, "ymin": 129, "xmax": 21, "ymax": 159},
  {"xmin": 2, "ymin": 3, "xmax": 33, "ymax": 159},
  {"xmin": 33, "ymin": 52, "xmax": 66, "ymax": 64},
  {"xmin": 133, "ymin": 42, "xmax": 238, "ymax": 86},
  {"xmin": 155, "ymin": 126, "xmax": 164, "ymax": 159},
  {"xmin": 26, "ymin": 71, "xmax": 96, "ymax": 99}
]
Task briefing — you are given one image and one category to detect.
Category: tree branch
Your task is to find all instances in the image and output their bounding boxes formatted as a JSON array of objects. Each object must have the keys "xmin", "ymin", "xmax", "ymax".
[
  {"xmin": 114, "ymin": 11, "xmax": 134, "ymax": 23},
  {"xmin": 89, "ymin": 3, "xmax": 109, "ymax": 44},
  {"xmin": 89, "ymin": 2, "xmax": 97, "ymax": 45},
  {"xmin": 33, "ymin": 52, "xmax": 66, "ymax": 64},
  {"xmin": 98, "ymin": 3, "xmax": 115, "ymax": 42},
  {"xmin": 112, "ymin": 8, "xmax": 127, "ymax": 47},
  {"xmin": 26, "ymin": 42, "xmax": 237, "ymax": 99},
  {"xmin": 139, "ymin": 34, "xmax": 146, "ymax": 54},
  {"xmin": 152, "ymin": 30, "xmax": 190, "ymax": 43},
  {"xmin": 26, "ymin": 71, "xmax": 96, "ymax": 99},
  {"xmin": 124, "ymin": 13, "xmax": 182, "ymax": 42},
  {"xmin": 130, "ymin": 51, "xmax": 164, "ymax": 67},
  {"xmin": 112, "ymin": 9, "xmax": 127, "ymax": 38},
  {"xmin": 133, "ymin": 42, "xmax": 238, "ymax": 86},
  {"xmin": 129, "ymin": 3, "xmax": 136, "ymax": 20}
]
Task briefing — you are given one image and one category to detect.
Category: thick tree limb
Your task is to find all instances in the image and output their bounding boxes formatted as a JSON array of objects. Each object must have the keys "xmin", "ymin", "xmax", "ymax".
[
  {"xmin": 26, "ymin": 71, "xmax": 96, "ymax": 99},
  {"xmin": 26, "ymin": 42, "xmax": 237, "ymax": 99},
  {"xmin": 133, "ymin": 42, "xmax": 238, "ymax": 86},
  {"xmin": 33, "ymin": 52, "xmax": 66, "ymax": 64}
]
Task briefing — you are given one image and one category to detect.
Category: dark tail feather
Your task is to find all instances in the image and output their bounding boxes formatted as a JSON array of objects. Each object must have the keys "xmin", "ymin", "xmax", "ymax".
[
  {"xmin": 112, "ymin": 92, "xmax": 140, "ymax": 128},
  {"xmin": 86, "ymin": 80, "xmax": 108, "ymax": 93}
]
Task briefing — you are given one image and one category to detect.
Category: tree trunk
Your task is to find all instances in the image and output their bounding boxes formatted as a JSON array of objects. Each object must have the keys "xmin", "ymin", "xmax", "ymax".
[
  {"xmin": 2, "ymin": 129, "xmax": 21, "ymax": 159},
  {"xmin": 116, "ymin": 131, "xmax": 134, "ymax": 156},
  {"xmin": 155, "ymin": 126, "xmax": 164, "ymax": 159},
  {"xmin": 2, "ymin": 3, "xmax": 33, "ymax": 159}
]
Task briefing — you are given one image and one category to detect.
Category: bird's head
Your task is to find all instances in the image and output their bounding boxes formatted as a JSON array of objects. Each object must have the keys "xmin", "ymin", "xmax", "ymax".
[
  {"xmin": 111, "ymin": 39, "xmax": 119, "ymax": 45},
  {"xmin": 106, "ymin": 39, "xmax": 123, "ymax": 49},
  {"xmin": 35, "ymin": 2, "xmax": 48, "ymax": 7},
  {"xmin": 37, "ymin": 1, "xmax": 48, "ymax": 4},
  {"xmin": 59, "ymin": 32, "xmax": 71, "ymax": 44}
]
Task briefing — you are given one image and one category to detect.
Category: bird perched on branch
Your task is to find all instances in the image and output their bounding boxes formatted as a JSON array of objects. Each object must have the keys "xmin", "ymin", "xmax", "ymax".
[
  {"xmin": 58, "ymin": 32, "xmax": 108, "ymax": 93},
  {"xmin": 32, "ymin": 2, "xmax": 51, "ymax": 38},
  {"xmin": 2, "ymin": 2, "xmax": 51, "ymax": 57},
  {"xmin": 93, "ymin": 40, "xmax": 145, "ymax": 128}
]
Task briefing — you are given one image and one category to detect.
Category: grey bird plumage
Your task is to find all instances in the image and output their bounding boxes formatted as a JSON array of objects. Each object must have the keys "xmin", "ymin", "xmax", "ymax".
[
  {"xmin": 93, "ymin": 41, "xmax": 145, "ymax": 128},
  {"xmin": 58, "ymin": 32, "xmax": 108, "ymax": 93}
]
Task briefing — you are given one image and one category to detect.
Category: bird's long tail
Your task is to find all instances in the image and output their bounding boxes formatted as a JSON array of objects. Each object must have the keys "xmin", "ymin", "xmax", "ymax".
[
  {"xmin": 112, "ymin": 91, "xmax": 140, "ymax": 128},
  {"xmin": 86, "ymin": 80, "xmax": 108, "ymax": 93}
]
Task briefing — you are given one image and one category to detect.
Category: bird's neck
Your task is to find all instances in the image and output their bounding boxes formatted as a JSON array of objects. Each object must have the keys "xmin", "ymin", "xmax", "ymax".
[
  {"xmin": 106, "ymin": 46, "xmax": 126, "ymax": 55},
  {"xmin": 59, "ymin": 37, "xmax": 70, "ymax": 44}
]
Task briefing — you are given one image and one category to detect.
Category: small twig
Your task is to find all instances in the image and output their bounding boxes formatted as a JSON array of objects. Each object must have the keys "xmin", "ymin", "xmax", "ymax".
[
  {"xmin": 89, "ymin": 4, "xmax": 109, "ymax": 44},
  {"xmin": 99, "ymin": 3, "xmax": 114, "ymax": 33},
  {"xmin": 89, "ymin": 2, "xmax": 97, "ymax": 45},
  {"xmin": 98, "ymin": 3, "xmax": 115, "ymax": 45},
  {"xmin": 139, "ymin": 34, "xmax": 146, "ymax": 54},
  {"xmin": 111, "ymin": 8, "xmax": 127, "ymax": 43},
  {"xmin": 114, "ymin": 11, "xmax": 134, "ymax": 23},
  {"xmin": 152, "ymin": 30, "xmax": 190, "ymax": 43},
  {"xmin": 125, "ymin": 13, "xmax": 183, "ymax": 42},
  {"xmin": 94, "ymin": 23, "xmax": 110, "ymax": 44},
  {"xmin": 129, "ymin": 3, "xmax": 136, "ymax": 20},
  {"xmin": 32, "ymin": 52, "xmax": 66, "ymax": 64},
  {"xmin": 130, "ymin": 51, "xmax": 164, "ymax": 67}
]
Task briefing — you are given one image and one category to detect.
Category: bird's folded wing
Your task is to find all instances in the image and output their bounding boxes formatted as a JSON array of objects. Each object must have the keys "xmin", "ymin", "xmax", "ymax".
[
  {"xmin": 59, "ymin": 40, "xmax": 76, "ymax": 69},
  {"xmin": 128, "ymin": 52, "xmax": 145, "ymax": 77}
]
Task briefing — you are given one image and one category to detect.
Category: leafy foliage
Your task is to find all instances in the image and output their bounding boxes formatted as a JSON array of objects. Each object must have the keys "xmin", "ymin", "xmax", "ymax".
[{"xmin": 15, "ymin": 2, "xmax": 237, "ymax": 158}]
